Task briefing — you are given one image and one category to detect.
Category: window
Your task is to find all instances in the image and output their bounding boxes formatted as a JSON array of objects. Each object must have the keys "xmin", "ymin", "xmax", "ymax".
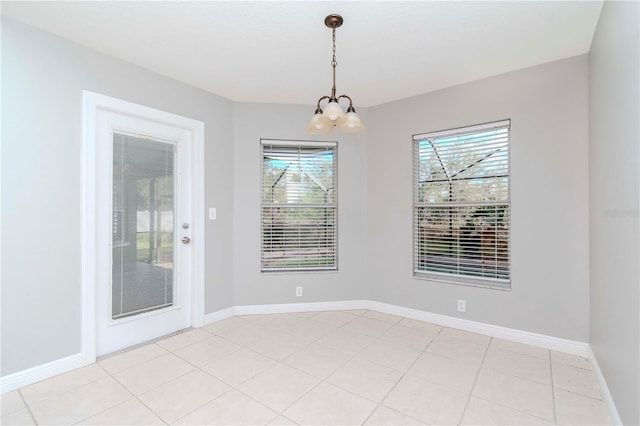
[
  {"xmin": 261, "ymin": 140, "xmax": 337, "ymax": 272},
  {"xmin": 413, "ymin": 120, "xmax": 510, "ymax": 289}
]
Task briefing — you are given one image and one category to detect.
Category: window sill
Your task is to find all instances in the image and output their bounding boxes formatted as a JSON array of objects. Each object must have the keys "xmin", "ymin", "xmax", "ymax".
[
  {"xmin": 261, "ymin": 269, "xmax": 339, "ymax": 275},
  {"xmin": 413, "ymin": 271, "xmax": 511, "ymax": 291}
]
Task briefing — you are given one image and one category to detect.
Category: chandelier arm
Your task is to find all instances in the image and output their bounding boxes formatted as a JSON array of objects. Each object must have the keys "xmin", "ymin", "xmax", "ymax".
[
  {"xmin": 316, "ymin": 95, "xmax": 331, "ymax": 107},
  {"xmin": 337, "ymin": 94, "xmax": 353, "ymax": 106},
  {"xmin": 313, "ymin": 96, "xmax": 331, "ymax": 114}
]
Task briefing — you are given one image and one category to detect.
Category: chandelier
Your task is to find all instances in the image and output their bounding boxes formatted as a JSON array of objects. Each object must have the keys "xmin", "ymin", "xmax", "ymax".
[{"xmin": 307, "ymin": 14, "xmax": 364, "ymax": 134}]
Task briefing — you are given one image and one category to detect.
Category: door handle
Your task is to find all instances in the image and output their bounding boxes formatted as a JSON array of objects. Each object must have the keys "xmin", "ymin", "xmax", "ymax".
[{"xmin": 181, "ymin": 236, "xmax": 191, "ymax": 245}]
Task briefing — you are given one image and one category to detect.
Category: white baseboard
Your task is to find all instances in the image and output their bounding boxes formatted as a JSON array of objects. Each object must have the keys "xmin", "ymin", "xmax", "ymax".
[
  {"xmin": 366, "ymin": 300, "xmax": 591, "ymax": 357},
  {"xmin": 587, "ymin": 346, "xmax": 623, "ymax": 425},
  {"xmin": 200, "ymin": 302, "xmax": 368, "ymax": 326},
  {"xmin": 233, "ymin": 300, "xmax": 368, "ymax": 316},
  {"xmin": 0, "ymin": 353, "xmax": 87, "ymax": 394},
  {"xmin": 202, "ymin": 306, "xmax": 236, "ymax": 326}
]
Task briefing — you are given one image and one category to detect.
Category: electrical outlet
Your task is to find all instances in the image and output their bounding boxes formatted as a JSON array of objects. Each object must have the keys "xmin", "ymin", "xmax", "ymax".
[
  {"xmin": 457, "ymin": 299, "xmax": 466, "ymax": 312},
  {"xmin": 296, "ymin": 286, "xmax": 302, "ymax": 297}
]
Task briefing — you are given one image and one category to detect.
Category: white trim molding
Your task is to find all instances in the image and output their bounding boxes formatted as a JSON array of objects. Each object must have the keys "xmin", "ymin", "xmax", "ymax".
[
  {"xmin": 367, "ymin": 300, "xmax": 590, "ymax": 357},
  {"xmin": 202, "ymin": 301, "xmax": 368, "ymax": 327},
  {"xmin": 81, "ymin": 91, "xmax": 205, "ymax": 361},
  {"xmin": 202, "ymin": 307, "xmax": 236, "ymax": 326},
  {"xmin": 233, "ymin": 300, "xmax": 368, "ymax": 317},
  {"xmin": 587, "ymin": 346, "xmax": 623, "ymax": 425},
  {"xmin": 0, "ymin": 353, "xmax": 88, "ymax": 394}
]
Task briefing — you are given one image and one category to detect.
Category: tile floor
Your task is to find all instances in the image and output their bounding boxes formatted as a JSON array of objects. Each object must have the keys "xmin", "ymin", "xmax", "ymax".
[{"xmin": 0, "ymin": 310, "xmax": 613, "ymax": 425}]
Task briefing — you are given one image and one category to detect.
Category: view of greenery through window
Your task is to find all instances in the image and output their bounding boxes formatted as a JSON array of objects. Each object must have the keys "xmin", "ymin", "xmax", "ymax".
[
  {"xmin": 261, "ymin": 143, "xmax": 337, "ymax": 271},
  {"xmin": 135, "ymin": 176, "xmax": 174, "ymax": 265},
  {"xmin": 112, "ymin": 150, "xmax": 174, "ymax": 267},
  {"xmin": 414, "ymin": 123, "xmax": 510, "ymax": 285}
]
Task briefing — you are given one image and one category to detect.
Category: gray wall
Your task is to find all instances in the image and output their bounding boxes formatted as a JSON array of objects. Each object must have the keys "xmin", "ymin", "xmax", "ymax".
[
  {"xmin": 232, "ymin": 103, "xmax": 368, "ymax": 305},
  {"xmin": 366, "ymin": 56, "xmax": 590, "ymax": 341},
  {"xmin": 1, "ymin": 18, "xmax": 236, "ymax": 376},
  {"xmin": 588, "ymin": 1, "xmax": 640, "ymax": 424}
]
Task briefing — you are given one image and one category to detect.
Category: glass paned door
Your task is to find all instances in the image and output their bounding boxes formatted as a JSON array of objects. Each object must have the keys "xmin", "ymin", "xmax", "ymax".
[
  {"xmin": 112, "ymin": 133, "xmax": 175, "ymax": 319},
  {"xmin": 90, "ymin": 93, "xmax": 198, "ymax": 358}
]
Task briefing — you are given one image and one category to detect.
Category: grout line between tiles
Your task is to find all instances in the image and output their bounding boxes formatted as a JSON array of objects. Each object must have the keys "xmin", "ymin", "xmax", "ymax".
[
  {"xmin": 19, "ymin": 365, "xmax": 110, "ymax": 409},
  {"xmin": 98, "ymin": 339, "xmax": 169, "ymax": 362},
  {"xmin": 277, "ymin": 413, "xmax": 300, "ymax": 425},
  {"xmin": 550, "ymin": 349, "xmax": 558, "ymax": 424},
  {"xmin": 154, "ymin": 328, "xmax": 215, "ymax": 353},
  {"xmin": 359, "ymin": 368, "xmax": 405, "ymax": 424},
  {"xmin": 85, "ymin": 360, "xmax": 172, "ymax": 425},
  {"xmin": 469, "ymin": 394, "xmax": 557, "ymax": 424},
  {"xmin": 103, "ymin": 358, "xmax": 196, "ymax": 424},
  {"xmin": 171, "ymin": 340, "xmax": 245, "ymax": 369},
  {"xmin": 104, "ymin": 346, "xmax": 184, "ymax": 375},
  {"xmin": 483, "ymin": 363, "xmax": 558, "ymax": 387},
  {"xmin": 170, "ymin": 387, "xmax": 238, "ymax": 425},
  {"xmin": 16, "ymin": 389, "xmax": 38, "ymax": 426},
  {"xmin": 269, "ymin": 374, "xmax": 325, "ymax": 418},
  {"xmin": 457, "ymin": 335, "xmax": 492, "ymax": 425},
  {"xmin": 135, "ymin": 396, "xmax": 170, "ymax": 426},
  {"xmin": 462, "ymin": 340, "xmax": 558, "ymax": 424},
  {"xmin": 264, "ymin": 411, "xmax": 281, "ymax": 426},
  {"xmin": 361, "ymin": 324, "xmax": 445, "ymax": 425}
]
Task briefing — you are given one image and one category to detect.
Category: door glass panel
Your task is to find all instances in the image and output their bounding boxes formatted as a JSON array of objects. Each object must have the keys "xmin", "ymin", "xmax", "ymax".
[{"xmin": 112, "ymin": 133, "xmax": 175, "ymax": 319}]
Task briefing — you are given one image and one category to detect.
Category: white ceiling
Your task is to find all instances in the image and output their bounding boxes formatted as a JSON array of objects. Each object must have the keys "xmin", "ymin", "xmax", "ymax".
[{"xmin": 2, "ymin": 1, "xmax": 603, "ymax": 107}]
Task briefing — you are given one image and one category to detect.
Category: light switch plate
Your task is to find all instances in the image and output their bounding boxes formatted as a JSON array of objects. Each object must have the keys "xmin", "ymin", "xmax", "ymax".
[{"xmin": 209, "ymin": 208, "xmax": 217, "ymax": 220}]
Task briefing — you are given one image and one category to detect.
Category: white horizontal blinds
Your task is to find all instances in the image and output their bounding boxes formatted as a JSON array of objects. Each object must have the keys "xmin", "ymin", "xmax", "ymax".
[
  {"xmin": 261, "ymin": 140, "xmax": 337, "ymax": 271},
  {"xmin": 413, "ymin": 121, "xmax": 510, "ymax": 286}
]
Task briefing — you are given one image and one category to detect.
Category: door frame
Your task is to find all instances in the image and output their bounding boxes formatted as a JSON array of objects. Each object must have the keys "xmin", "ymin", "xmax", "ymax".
[{"xmin": 81, "ymin": 91, "xmax": 205, "ymax": 363}]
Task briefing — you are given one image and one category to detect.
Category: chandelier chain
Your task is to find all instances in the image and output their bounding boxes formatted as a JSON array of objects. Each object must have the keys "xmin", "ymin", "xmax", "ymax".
[
  {"xmin": 331, "ymin": 27, "xmax": 337, "ymax": 68},
  {"xmin": 330, "ymin": 26, "xmax": 338, "ymax": 98}
]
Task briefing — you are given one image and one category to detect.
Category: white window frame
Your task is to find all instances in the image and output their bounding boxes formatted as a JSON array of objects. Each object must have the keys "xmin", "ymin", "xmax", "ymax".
[
  {"xmin": 260, "ymin": 139, "xmax": 338, "ymax": 272},
  {"xmin": 412, "ymin": 120, "xmax": 511, "ymax": 290}
]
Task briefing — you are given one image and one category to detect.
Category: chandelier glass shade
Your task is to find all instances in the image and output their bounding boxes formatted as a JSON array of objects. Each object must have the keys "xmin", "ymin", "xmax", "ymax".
[{"xmin": 307, "ymin": 14, "xmax": 364, "ymax": 135}]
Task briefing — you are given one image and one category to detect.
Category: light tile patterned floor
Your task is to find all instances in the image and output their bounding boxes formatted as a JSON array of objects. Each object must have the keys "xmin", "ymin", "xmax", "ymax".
[{"xmin": 0, "ymin": 310, "xmax": 613, "ymax": 425}]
